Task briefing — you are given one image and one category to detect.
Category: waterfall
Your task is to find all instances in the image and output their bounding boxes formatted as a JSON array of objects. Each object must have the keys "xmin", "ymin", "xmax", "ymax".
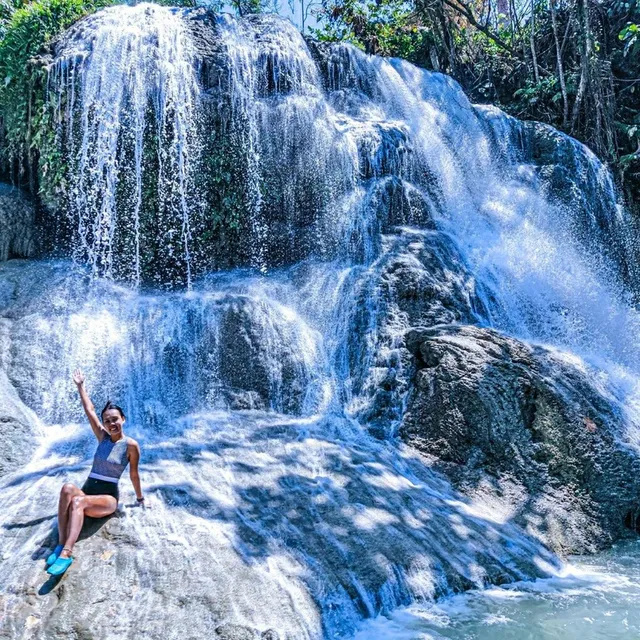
[
  {"xmin": 1, "ymin": 5, "xmax": 640, "ymax": 639},
  {"xmin": 49, "ymin": 4, "xmax": 201, "ymax": 286}
]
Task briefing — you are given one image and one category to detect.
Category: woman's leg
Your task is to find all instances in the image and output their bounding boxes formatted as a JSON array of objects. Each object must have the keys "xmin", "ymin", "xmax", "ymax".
[
  {"xmin": 56, "ymin": 483, "xmax": 83, "ymax": 546},
  {"xmin": 59, "ymin": 494, "xmax": 117, "ymax": 558}
]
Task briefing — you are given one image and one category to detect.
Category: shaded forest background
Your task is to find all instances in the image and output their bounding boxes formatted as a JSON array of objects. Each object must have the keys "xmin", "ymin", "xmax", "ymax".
[
  {"xmin": 312, "ymin": 0, "xmax": 640, "ymax": 211},
  {"xmin": 1, "ymin": 0, "xmax": 639, "ymax": 212}
]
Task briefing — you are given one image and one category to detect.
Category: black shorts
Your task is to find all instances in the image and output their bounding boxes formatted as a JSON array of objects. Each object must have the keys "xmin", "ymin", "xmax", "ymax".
[{"xmin": 81, "ymin": 477, "xmax": 119, "ymax": 502}]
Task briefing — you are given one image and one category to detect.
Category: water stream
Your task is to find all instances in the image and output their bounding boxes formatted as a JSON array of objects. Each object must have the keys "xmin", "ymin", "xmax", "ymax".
[{"xmin": 356, "ymin": 540, "xmax": 640, "ymax": 639}]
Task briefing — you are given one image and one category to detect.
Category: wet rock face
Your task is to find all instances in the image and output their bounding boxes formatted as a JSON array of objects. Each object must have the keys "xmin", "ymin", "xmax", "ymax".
[
  {"xmin": 3, "ymin": 407, "xmax": 560, "ymax": 640},
  {"xmin": 476, "ymin": 109, "xmax": 639, "ymax": 295},
  {"xmin": 47, "ymin": 9, "xmax": 447, "ymax": 283},
  {"xmin": 521, "ymin": 122, "xmax": 608, "ymax": 222},
  {"xmin": 0, "ymin": 371, "xmax": 37, "ymax": 477},
  {"xmin": 401, "ymin": 324, "xmax": 640, "ymax": 554},
  {"xmin": 349, "ymin": 227, "xmax": 489, "ymax": 434},
  {"xmin": 0, "ymin": 184, "xmax": 36, "ymax": 262},
  {"xmin": 0, "ymin": 317, "xmax": 38, "ymax": 476},
  {"xmin": 521, "ymin": 121, "xmax": 640, "ymax": 293},
  {"xmin": 0, "ymin": 279, "xmax": 39, "ymax": 476},
  {"xmin": 182, "ymin": 9, "xmax": 228, "ymax": 88},
  {"xmin": 217, "ymin": 295, "xmax": 311, "ymax": 414},
  {"xmin": 0, "ymin": 261, "xmax": 322, "ymax": 425}
]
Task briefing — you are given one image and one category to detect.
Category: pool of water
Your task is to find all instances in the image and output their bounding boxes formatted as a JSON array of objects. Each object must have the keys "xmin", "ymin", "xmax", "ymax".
[{"xmin": 356, "ymin": 539, "xmax": 640, "ymax": 639}]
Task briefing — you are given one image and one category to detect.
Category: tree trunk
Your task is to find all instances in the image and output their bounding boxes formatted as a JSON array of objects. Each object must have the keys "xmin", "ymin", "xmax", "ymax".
[
  {"xmin": 550, "ymin": 0, "xmax": 569, "ymax": 127},
  {"xmin": 571, "ymin": 0, "xmax": 591, "ymax": 132},
  {"xmin": 529, "ymin": 0, "xmax": 540, "ymax": 83},
  {"xmin": 435, "ymin": 2, "xmax": 456, "ymax": 74}
]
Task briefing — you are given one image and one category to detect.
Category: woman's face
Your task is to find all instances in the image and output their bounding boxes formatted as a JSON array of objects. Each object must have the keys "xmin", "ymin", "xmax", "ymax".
[{"xmin": 102, "ymin": 409, "xmax": 125, "ymax": 437}]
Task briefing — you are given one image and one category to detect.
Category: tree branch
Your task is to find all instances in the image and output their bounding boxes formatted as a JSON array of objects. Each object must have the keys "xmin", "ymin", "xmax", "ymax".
[{"xmin": 439, "ymin": 0, "xmax": 516, "ymax": 54}]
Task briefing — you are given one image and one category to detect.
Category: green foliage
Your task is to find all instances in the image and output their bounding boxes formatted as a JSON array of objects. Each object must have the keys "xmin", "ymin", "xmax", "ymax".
[
  {"xmin": 192, "ymin": 114, "xmax": 252, "ymax": 269},
  {"xmin": 0, "ymin": 0, "xmax": 28, "ymax": 39},
  {"xmin": 229, "ymin": 0, "xmax": 269, "ymax": 16},
  {"xmin": 0, "ymin": 0, "xmax": 114, "ymax": 198},
  {"xmin": 314, "ymin": 0, "xmax": 430, "ymax": 60},
  {"xmin": 619, "ymin": 22, "xmax": 639, "ymax": 56},
  {"xmin": 514, "ymin": 77, "xmax": 558, "ymax": 107}
]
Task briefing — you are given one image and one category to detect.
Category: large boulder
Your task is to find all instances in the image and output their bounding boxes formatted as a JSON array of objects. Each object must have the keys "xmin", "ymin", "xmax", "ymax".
[
  {"xmin": 216, "ymin": 294, "xmax": 320, "ymax": 414},
  {"xmin": 400, "ymin": 324, "xmax": 640, "ymax": 554},
  {"xmin": 345, "ymin": 227, "xmax": 489, "ymax": 434}
]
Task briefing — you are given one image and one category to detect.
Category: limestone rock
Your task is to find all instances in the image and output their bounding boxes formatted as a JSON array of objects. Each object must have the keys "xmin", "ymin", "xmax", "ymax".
[
  {"xmin": 347, "ymin": 227, "xmax": 489, "ymax": 434},
  {"xmin": 0, "ymin": 184, "xmax": 36, "ymax": 262},
  {"xmin": 0, "ymin": 262, "xmax": 320, "ymax": 422},
  {"xmin": 0, "ymin": 369, "xmax": 38, "ymax": 477},
  {"xmin": 401, "ymin": 323, "xmax": 640, "ymax": 554},
  {"xmin": 214, "ymin": 624, "xmax": 279, "ymax": 640},
  {"xmin": 217, "ymin": 295, "xmax": 313, "ymax": 414}
]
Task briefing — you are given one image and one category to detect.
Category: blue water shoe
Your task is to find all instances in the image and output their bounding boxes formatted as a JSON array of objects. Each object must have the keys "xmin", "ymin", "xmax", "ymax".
[
  {"xmin": 45, "ymin": 544, "xmax": 64, "ymax": 567},
  {"xmin": 47, "ymin": 555, "xmax": 73, "ymax": 576}
]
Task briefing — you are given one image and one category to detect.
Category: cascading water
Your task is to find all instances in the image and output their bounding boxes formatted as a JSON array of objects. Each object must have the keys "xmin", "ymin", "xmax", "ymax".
[
  {"xmin": 2, "ymin": 4, "xmax": 640, "ymax": 639},
  {"xmin": 49, "ymin": 4, "xmax": 202, "ymax": 285}
]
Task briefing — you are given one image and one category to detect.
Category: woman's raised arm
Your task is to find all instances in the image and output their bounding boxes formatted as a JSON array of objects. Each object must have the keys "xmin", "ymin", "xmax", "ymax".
[{"xmin": 73, "ymin": 369, "xmax": 104, "ymax": 441}]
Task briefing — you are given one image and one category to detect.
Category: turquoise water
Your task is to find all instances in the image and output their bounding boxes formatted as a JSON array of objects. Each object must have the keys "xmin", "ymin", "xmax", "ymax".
[{"xmin": 356, "ymin": 540, "xmax": 640, "ymax": 639}]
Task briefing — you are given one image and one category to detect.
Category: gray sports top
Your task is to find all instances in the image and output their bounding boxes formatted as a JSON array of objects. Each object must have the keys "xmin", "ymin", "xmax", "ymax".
[{"xmin": 88, "ymin": 432, "xmax": 130, "ymax": 483}]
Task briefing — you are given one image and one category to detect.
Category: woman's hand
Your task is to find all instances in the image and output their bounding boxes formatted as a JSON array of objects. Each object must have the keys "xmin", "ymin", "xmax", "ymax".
[{"xmin": 72, "ymin": 369, "xmax": 85, "ymax": 387}]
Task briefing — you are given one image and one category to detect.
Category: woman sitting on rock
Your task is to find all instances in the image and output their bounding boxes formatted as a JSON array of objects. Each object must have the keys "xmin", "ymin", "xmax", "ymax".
[{"xmin": 46, "ymin": 369, "xmax": 144, "ymax": 576}]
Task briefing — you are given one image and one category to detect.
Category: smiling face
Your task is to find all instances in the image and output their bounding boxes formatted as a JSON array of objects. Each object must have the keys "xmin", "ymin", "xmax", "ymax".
[{"xmin": 102, "ymin": 408, "xmax": 125, "ymax": 438}]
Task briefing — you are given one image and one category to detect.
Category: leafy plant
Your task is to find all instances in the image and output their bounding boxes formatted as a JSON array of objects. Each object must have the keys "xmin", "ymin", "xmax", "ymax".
[
  {"xmin": 314, "ymin": 0, "xmax": 429, "ymax": 60},
  {"xmin": 0, "ymin": 0, "xmax": 115, "ymax": 199},
  {"xmin": 619, "ymin": 22, "xmax": 639, "ymax": 56}
]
